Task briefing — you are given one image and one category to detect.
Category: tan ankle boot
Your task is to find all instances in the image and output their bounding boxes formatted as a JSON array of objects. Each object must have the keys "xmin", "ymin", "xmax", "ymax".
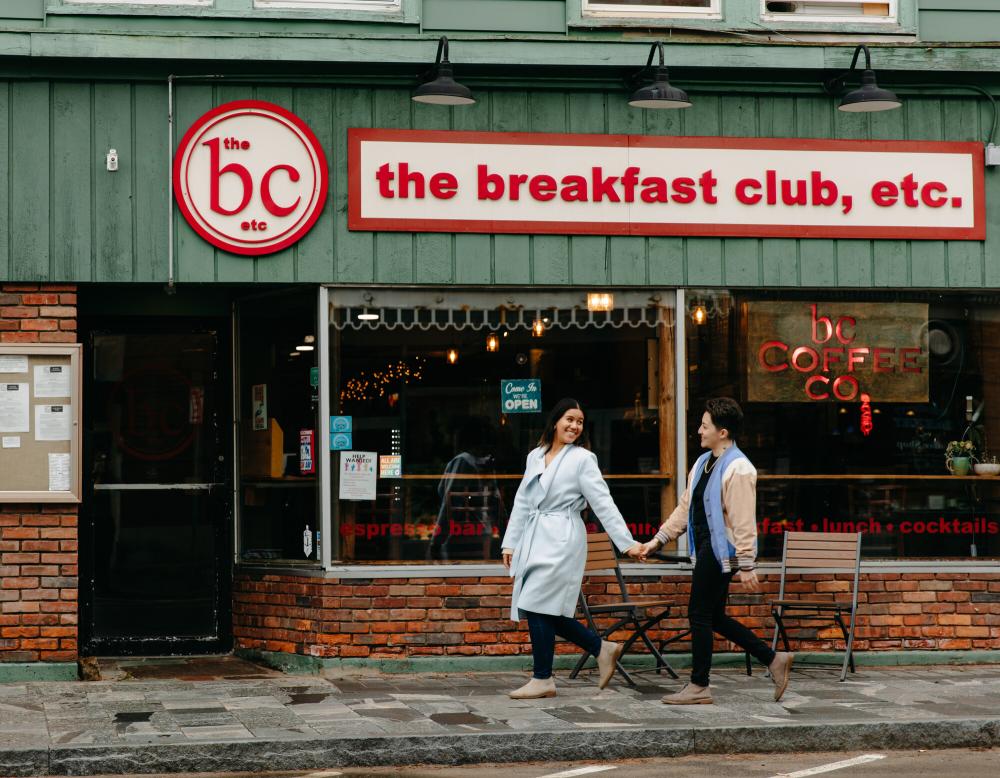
[
  {"xmin": 509, "ymin": 677, "xmax": 557, "ymax": 699},
  {"xmin": 768, "ymin": 651, "xmax": 795, "ymax": 702},
  {"xmin": 661, "ymin": 683, "xmax": 712, "ymax": 705},
  {"xmin": 597, "ymin": 640, "xmax": 622, "ymax": 690}
]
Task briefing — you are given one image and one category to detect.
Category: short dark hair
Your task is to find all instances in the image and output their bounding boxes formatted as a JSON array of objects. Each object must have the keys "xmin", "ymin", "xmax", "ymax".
[{"xmin": 705, "ymin": 397, "xmax": 743, "ymax": 440}]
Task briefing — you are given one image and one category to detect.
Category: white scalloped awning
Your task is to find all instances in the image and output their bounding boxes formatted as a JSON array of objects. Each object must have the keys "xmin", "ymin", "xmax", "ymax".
[{"xmin": 326, "ymin": 289, "xmax": 675, "ymax": 332}]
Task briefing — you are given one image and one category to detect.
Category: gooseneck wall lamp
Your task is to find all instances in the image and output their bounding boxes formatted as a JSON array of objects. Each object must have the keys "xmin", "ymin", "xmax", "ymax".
[
  {"xmin": 412, "ymin": 36, "xmax": 476, "ymax": 106},
  {"xmin": 828, "ymin": 44, "xmax": 901, "ymax": 113},
  {"xmin": 628, "ymin": 41, "xmax": 691, "ymax": 110}
]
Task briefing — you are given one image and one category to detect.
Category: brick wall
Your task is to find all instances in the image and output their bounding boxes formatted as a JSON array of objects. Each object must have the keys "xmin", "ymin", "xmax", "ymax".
[
  {"xmin": 232, "ymin": 570, "xmax": 1000, "ymax": 659},
  {"xmin": 0, "ymin": 284, "xmax": 78, "ymax": 664}
]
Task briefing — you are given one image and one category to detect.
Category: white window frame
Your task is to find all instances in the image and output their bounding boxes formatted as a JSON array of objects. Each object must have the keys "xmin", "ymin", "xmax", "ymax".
[
  {"xmin": 761, "ymin": 0, "xmax": 898, "ymax": 25},
  {"xmin": 62, "ymin": 0, "xmax": 212, "ymax": 5},
  {"xmin": 582, "ymin": 0, "xmax": 721, "ymax": 21},
  {"xmin": 254, "ymin": 0, "xmax": 400, "ymax": 11}
]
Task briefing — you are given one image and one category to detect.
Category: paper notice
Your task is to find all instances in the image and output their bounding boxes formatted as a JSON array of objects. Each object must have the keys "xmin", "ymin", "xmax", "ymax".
[
  {"xmin": 34, "ymin": 365, "xmax": 72, "ymax": 398},
  {"xmin": 0, "ymin": 383, "xmax": 29, "ymax": 433},
  {"xmin": 0, "ymin": 356, "xmax": 28, "ymax": 374},
  {"xmin": 339, "ymin": 451, "xmax": 377, "ymax": 501},
  {"xmin": 35, "ymin": 404, "xmax": 72, "ymax": 441},
  {"xmin": 48, "ymin": 453, "xmax": 71, "ymax": 492},
  {"xmin": 1, "ymin": 436, "xmax": 20, "ymax": 448}
]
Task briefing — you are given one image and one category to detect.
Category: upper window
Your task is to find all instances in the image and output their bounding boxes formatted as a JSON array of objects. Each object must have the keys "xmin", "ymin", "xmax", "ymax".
[
  {"xmin": 62, "ymin": 0, "xmax": 212, "ymax": 5},
  {"xmin": 762, "ymin": 1, "xmax": 896, "ymax": 23},
  {"xmin": 583, "ymin": 0, "xmax": 720, "ymax": 19},
  {"xmin": 254, "ymin": 0, "xmax": 400, "ymax": 10}
]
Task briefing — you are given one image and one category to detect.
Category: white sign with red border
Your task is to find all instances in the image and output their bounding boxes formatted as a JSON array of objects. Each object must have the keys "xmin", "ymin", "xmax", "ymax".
[
  {"xmin": 348, "ymin": 129, "xmax": 985, "ymax": 240},
  {"xmin": 174, "ymin": 100, "xmax": 329, "ymax": 256}
]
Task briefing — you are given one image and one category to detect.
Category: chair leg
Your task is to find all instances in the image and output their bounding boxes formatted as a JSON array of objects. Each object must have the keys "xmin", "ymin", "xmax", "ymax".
[
  {"xmin": 745, "ymin": 650, "xmax": 752, "ymax": 676},
  {"xmin": 568, "ymin": 650, "xmax": 591, "ymax": 680},
  {"xmin": 839, "ymin": 610, "xmax": 858, "ymax": 681},
  {"xmin": 774, "ymin": 610, "xmax": 793, "ymax": 653}
]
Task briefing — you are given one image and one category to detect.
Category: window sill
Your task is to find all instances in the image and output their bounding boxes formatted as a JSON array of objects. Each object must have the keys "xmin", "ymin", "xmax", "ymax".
[
  {"xmin": 235, "ymin": 558, "xmax": 1000, "ymax": 578},
  {"xmin": 45, "ymin": 6, "xmax": 416, "ymax": 25}
]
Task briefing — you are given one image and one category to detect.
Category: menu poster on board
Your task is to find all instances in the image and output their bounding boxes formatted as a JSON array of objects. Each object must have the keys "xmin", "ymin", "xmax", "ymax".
[
  {"xmin": 0, "ymin": 356, "xmax": 28, "ymax": 374},
  {"xmin": 339, "ymin": 451, "xmax": 377, "ymax": 501},
  {"xmin": 0, "ymin": 383, "xmax": 29, "ymax": 433},
  {"xmin": 34, "ymin": 365, "xmax": 71, "ymax": 398},
  {"xmin": 252, "ymin": 384, "xmax": 268, "ymax": 431},
  {"xmin": 35, "ymin": 404, "xmax": 71, "ymax": 441},
  {"xmin": 48, "ymin": 453, "xmax": 71, "ymax": 492}
]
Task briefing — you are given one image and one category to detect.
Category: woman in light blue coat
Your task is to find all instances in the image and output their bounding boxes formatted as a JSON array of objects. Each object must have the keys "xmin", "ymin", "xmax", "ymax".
[{"xmin": 501, "ymin": 398, "xmax": 644, "ymax": 699}]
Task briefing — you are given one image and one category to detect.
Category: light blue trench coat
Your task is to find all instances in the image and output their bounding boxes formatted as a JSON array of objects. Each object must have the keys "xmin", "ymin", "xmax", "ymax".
[{"xmin": 500, "ymin": 444, "xmax": 637, "ymax": 621}]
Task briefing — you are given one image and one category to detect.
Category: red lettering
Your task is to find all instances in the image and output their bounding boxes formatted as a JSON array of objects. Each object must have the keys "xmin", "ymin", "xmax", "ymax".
[
  {"xmin": 591, "ymin": 167, "xmax": 620, "ymax": 203},
  {"xmin": 622, "ymin": 167, "xmax": 641, "ymax": 203},
  {"xmin": 900, "ymin": 173, "xmax": 919, "ymax": 207},
  {"xmin": 640, "ymin": 177, "xmax": 668, "ymax": 204},
  {"xmin": 430, "ymin": 172, "xmax": 458, "ymax": 200},
  {"xmin": 872, "ymin": 181, "xmax": 898, "ymax": 207},
  {"xmin": 832, "ymin": 375, "xmax": 859, "ymax": 401},
  {"xmin": 736, "ymin": 178, "xmax": 762, "ymax": 205},
  {"xmin": 873, "ymin": 347, "xmax": 893, "ymax": 373},
  {"xmin": 203, "ymin": 137, "xmax": 252, "ymax": 216},
  {"xmin": 672, "ymin": 177, "xmax": 696, "ymax": 204},
  {"xmin": 397, "ymin": 162, "xmax": 424, "ymax": 199},
  {"xmin": 822, "ymin": 347, "xmax": 845, "ymax": 373},
  {"xmin": 508, "ymin": 173, "xmax": 529, "ymax": 201},
  {"xmin": 478, "ymin": 165, "xmax": 504, "ymax": 200},
  {"xmin": 847, "ymin": 347, "xmax": 869, "ymax": 372},
  {"xmin": 699, "ymin": 170, "xmax": 718, "ymax": 204},
  {"xmin": 261, "ymin": 164, "xmax": 301, "ymax": 217},
  {"xmin": 811, "ymin": 304, "xmax": 833, "ymax": 344},
  {"xmin": 561, "ymin": 175, "xmax": 588, "ymax": 202},
  {"xmin": 791, "ymin": 346, "xmax": 819, "ymax": 373},
  {"xmin": 921, "ymin": 181, "xmax": 948, "ymax": 208},
  {"xmin": 900, "ymin": 347, "xmax": 923, "ymax": 373},
  {"xmin": 376, "ymin": 162, "xmax": 395, "ymax": 198},
  {"xmin": 758, "ymin": 341, "xmax": 788, "ymax": 372},
  {"xmin": 811, "ymin": 171, "xmax": 838, "ymax": 206},
  {"xmin": 805, "ymin": 375, "xmax": 829, "ymax": 400},
  {"xmin": 529, "ymin": 174, "xmax": 557, "ymax": 202},
  {"xmin": 835, "ymin": 316, "xmax": 856, "ymax": 344}
]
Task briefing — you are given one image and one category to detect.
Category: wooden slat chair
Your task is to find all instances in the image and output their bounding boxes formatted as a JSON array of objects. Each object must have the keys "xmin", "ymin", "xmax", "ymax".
[
  {"xmin": 569, "ymin": 532, "xmax": 689, "ymax": 687},
  {"xmin": 746, "ymin": 531, "xmax": 862, "ymax": 682}
]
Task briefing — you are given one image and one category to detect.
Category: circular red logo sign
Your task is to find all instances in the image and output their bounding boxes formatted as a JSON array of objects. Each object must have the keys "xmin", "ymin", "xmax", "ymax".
[{"xmin": 173, "ymin": 100, "xmax": 329, "ymax": 256}]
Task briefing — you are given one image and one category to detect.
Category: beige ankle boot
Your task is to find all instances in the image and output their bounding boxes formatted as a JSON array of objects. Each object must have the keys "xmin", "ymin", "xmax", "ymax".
[
  {"xmin": 597, "ymin": 640, "xmax": 622, "ymax": 690},
  {"xmin": 661, "ymin": 683, "xmax": 713, "ymax": 705},
  {"xmin": 768, "ymin": 651, "xmax": 795, "ymax": 702},
  {"xmin": 509, "ymin": 677, "xmax": 557, "ymax": 699}
]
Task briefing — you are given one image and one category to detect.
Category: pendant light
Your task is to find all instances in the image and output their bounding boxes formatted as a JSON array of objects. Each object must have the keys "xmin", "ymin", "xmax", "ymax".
[
  {"xmin": 830, "ymin": 44, "xmax": 901, "ymax": 113},
  {"xmin": 412, "ymin": 36, "xmax": 476, "ymax": 106},
  {"xmin": 628, "ymin": 41, "xmax": 691, "ymax": 110}
]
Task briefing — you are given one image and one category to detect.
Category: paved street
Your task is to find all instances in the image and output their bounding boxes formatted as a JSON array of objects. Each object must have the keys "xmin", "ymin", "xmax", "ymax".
[
  {"xmin": 24, "ymin": 748, "xmax": 1000, "ymax": 778},
  {"xmin": 3, "ymin": 658, "xmax": 1000, "ymax": 775}
]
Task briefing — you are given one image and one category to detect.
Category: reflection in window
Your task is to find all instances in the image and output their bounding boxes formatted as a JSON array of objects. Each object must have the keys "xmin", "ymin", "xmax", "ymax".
[
  {"xmin": 686, "ymin": 290, "xmax": 1000, "ymax": 559},
  {"xmin": 329, "ymin": 292, "xmax": 676, "ymax": 563}
]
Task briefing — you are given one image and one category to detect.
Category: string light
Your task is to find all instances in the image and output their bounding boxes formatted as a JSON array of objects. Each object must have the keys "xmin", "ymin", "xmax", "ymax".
[
  {"xmin": 340, "ymin": 357, "xmax": 425, "ymax": 403},
  {"xmin": 587, "ymin": 292, "xmax": 614, "ymax": 312},
  {"xmin": 447, "ymin": 348, "xmax": 459, "ymax": 364},
  {"xmin": 486, "ymin": 333, "xmax": 499, "ymax": 353},
  {"xmin": 692, "ymin": 304, "xmax": 707, "ymax": 325},
  {"xmin": 532, "ymin": 319, "xmax": 545, "ymax": 337}
]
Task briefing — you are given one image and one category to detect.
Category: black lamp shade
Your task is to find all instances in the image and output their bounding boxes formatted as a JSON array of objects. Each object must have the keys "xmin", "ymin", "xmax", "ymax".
[
  {"xmin": 628, "ymin": 68, "xmax": 691, "ymax": 110},
  {"xmin": 412, "ymin": 63, "xmax": 475, "ymax": 106},
  {"xmin": 839, "ymin": 69, "xmax": 901, "ymax": 113}
]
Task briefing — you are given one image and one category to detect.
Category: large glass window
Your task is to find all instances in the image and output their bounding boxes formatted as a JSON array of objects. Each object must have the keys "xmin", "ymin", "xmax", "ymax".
[
  {"xmin": 237, "ymin": 290, "xmax": 320, "ymax": 566},
  {"xmin": 327, "ymin": 290, "xmax": 676, "ymax": 564},
  {"xmin": 685, "ymin": 290, "xmax": 1000, "ymax": 560},
  {"xmin": 583, "ymin": 0, "xmax": 718, "ymax": 18}
]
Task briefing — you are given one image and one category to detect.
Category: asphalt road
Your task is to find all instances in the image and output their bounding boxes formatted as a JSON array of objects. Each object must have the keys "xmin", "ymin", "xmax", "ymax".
[{"xmin": 34, "ymin": 747, "xmax": 1000, "ymax": 778}]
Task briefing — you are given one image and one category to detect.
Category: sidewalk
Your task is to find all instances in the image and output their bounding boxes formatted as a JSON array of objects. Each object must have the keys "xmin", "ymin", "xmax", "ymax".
[{"xmin": 2, "ymin": 656, "xmax": 1000, "ymax": 776}]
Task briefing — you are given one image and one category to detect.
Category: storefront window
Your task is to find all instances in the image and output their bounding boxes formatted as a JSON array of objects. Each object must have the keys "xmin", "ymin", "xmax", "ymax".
[
  {"xmin": 686, "ymin": 290, "xmax": 1000, "ymax": 559},
  {"xmin": 327, "ymin": 290, "xmax": 676, "ymax": 563},
  {"xmin": 237, "ymin": 290, "xmax": 320, "ymax": 566}
]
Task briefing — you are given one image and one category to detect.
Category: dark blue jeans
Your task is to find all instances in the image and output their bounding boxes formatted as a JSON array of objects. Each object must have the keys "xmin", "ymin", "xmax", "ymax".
[{"xmin": 524, "ymin": 610, "xmax": 602, "ymax": 680}]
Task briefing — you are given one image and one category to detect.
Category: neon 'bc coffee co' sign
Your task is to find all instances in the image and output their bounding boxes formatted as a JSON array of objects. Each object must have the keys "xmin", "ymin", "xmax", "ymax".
[{"xmin": 173, "ymin": 100, "xmax": 329, "ymax": 256}]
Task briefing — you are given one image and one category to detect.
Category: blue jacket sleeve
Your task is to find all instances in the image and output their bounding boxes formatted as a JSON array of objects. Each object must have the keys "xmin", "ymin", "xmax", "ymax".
[
  {"xmin": 577, "ymin": 451, "xmax": 637, "ymax": 553},
  {"xmin": 500, "ymin": 451, "xmax": 535, "ymax": 551}
]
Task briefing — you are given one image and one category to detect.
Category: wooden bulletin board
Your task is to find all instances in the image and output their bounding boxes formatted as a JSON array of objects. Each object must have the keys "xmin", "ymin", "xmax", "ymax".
[{"xmin": 0, "ymin": 344, "xmax": 82, "ymax": 503}]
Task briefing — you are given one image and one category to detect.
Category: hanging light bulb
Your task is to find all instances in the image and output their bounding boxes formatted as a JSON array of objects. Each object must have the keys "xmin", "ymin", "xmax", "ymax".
[
  {"xmin": 692, "ymin": 304, "xmax": 707, "ymax": 325},
  {"xmin": 486, "ymin": 333, "xmax": 499, "ymax": 353},
  {"xmin": 532, "ymin": 319, "xmax": 545, "ymax": 338},
  {"xmin": 447, "ymin": 348, "xmax": 458, "ymax": 364}
]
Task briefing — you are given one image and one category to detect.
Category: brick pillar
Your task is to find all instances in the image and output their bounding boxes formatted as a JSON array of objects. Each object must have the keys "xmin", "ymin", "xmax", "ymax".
[{"xmin": 1, "ymin": 284, "xmax": 78, "ymax": 664}]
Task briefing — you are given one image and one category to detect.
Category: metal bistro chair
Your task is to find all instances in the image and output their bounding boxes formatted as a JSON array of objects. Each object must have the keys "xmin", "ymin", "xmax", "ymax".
[
  {"xmin": 570, "ymin": 532, "xmax": 690, "ymax": 686},
  {"xmin": 746, "ymin": 531, "xmax": 862, "ymax": 682}
]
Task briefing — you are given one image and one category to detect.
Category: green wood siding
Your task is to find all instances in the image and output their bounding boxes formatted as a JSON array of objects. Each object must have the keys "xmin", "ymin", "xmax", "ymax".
[{"xmin": 0, "ymin": 80, "xmax": 997, "ymax": 289}]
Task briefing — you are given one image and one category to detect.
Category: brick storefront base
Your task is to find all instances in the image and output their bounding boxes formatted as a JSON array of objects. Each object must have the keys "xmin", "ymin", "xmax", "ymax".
[
  {"xmin": 233, "ymin": 570, "xmax": 1000, "ymax": 659},
  {"xmin": 0, "ymin": 284, "xmax": 79, "ymax": 664}
]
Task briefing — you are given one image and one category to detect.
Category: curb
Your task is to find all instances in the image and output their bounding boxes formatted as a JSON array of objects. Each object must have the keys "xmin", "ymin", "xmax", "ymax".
[{"xmin": 2, "ymin": 717, "xmax": 998, "ymax": 776}]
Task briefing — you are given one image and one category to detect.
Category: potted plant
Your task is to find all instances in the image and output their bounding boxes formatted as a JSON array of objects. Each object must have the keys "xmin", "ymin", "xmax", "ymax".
[
  {"xmin": 974, "ymin": 452, "xmax": 1000, "ymax": 477},
  {"xmin": 945, "ymin": 440, "xmax": 976, "ymax": 476}
]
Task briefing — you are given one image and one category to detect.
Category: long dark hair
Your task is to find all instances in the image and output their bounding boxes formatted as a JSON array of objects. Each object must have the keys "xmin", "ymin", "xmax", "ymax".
[{"xmin": 537, "ymin": 397, "xmax": 591, "ymax": 452}]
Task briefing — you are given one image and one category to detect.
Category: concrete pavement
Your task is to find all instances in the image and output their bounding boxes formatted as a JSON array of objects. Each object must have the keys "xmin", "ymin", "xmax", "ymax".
[{"xmin": 2, "ymin": 657, "xmax": 1000, "ymax": 776}]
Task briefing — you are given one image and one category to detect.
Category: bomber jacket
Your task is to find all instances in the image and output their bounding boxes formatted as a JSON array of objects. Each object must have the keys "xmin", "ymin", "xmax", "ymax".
[{"xmin": 652, "ymin": 455, "xmax": 759, "ymax": 571}]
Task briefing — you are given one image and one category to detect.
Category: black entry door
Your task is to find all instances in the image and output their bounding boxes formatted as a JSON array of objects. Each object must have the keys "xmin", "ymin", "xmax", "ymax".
[{"xmin": 81, "ymin": 324, "xmax": 232, "ymax": 655}]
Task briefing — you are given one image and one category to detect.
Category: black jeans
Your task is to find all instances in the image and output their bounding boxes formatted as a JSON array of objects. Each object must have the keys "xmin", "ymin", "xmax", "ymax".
[
  {"xmin": 524, "ymin": 610, "xmax": 602, "ymax": 680},
  {"xmin": 689, "ymin": 542, "xmax": 775, "ymax": 687}
]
